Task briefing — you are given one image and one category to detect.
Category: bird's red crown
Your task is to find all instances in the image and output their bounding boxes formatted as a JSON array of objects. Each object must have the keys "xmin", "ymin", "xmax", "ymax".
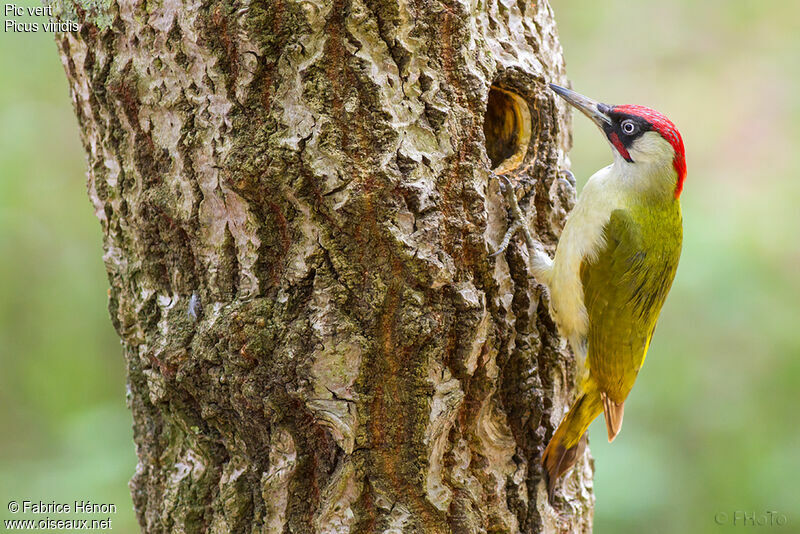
[{"xmin": 613, "ymin": 105, "xmax": 686, "ymax": 198}]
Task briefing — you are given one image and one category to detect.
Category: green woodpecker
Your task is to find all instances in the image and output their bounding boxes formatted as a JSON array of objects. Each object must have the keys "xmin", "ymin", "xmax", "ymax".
[{"xmin": 514, "ymin": 84, "xmax": 686, "ymax": 496}]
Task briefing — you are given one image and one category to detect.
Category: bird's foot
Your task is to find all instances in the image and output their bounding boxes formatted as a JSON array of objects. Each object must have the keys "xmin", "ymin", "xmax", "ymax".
[
  {"xmin": 491, "ymin": 174, "xmax": 556, "ymax": 285},
  {"xmin": 559, "ymin": 168, "xmax": 576, "ymax": 187},
  {"xmin": 491, "ymin": 217, "xmax": 523, "ymax": 257},
  {"xmin": 491, "ymin": 174, "xmax": 536, "ymax": 257}
]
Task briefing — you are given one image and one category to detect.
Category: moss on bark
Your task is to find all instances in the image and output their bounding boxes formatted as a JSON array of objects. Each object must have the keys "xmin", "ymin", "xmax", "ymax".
[{"xmin": 57, "ymin": 0, "xmax": 594, "ymax": 531}]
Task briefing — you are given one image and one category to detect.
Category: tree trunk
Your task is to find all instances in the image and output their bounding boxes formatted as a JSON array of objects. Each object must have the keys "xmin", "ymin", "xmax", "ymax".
[{"xmin": 56, "ymin": 0, "xmax": 593, "ymax": 531}]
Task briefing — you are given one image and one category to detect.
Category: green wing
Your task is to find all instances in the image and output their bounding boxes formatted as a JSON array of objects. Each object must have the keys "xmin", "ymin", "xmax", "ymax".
[{"xmin": 581, "ymin": 208, "xmax": 682, "ymax": 403}]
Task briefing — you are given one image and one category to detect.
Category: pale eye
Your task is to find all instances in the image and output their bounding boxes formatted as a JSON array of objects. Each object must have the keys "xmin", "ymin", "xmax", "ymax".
[{"xmin": 621, "ymin": 120, "xmax": 637, "ymax": 135}]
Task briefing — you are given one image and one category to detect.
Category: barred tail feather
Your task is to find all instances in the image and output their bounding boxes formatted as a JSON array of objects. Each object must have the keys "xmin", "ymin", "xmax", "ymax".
[{"xmin": 541, "ymin": 389, "xmax": 603, "ymax": 500}]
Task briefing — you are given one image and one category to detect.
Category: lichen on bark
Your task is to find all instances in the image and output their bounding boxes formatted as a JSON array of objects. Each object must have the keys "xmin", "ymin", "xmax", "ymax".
[{"xmin": 58, "ymin": 0, "xmax": 595, "ymax": 531}]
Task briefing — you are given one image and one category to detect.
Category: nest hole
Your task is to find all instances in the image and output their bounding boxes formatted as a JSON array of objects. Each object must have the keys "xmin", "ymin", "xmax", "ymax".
[{"xmin": 483, "ymin": 86, "xmax": 532, "ymax": 175}]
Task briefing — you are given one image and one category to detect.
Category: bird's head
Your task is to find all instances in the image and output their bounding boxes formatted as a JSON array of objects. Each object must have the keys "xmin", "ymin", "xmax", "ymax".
[{"xmin": 550, "ymin": 84, "xmax": 686, "ymax": 198}]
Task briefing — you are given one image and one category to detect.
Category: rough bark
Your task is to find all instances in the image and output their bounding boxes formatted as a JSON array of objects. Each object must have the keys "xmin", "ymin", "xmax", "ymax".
[{"xmin": 56, "ymin": 0, "xmax": 593, "ymax": 531}]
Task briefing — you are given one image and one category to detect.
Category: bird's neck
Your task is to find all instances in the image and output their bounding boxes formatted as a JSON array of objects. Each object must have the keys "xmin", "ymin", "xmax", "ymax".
[{"xmin": 611, "ymin": 153, "xmax": 679, "ymax": 205}]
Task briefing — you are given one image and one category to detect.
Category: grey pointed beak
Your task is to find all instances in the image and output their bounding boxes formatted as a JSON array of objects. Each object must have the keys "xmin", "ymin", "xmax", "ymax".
[{"xmin": 549, "ymin": 84, "xmax": 612, "ymax": 128}]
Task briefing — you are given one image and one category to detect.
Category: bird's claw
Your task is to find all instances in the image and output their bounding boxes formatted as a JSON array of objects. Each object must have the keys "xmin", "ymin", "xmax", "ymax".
[
  {"xmin": 491, "ymin": 175, "xmax": 530, "ymax": 257},
  {"xmin": 491, "ymin": 218, "xmax": 521, "ymax": 257},
  {"xmin": 490, "ymin": 172, "xmax": 549, "ymax": 264},
  {"xmin": 494, "ymin": 174, "xmax": 512, "ymax": 192},
  {"xmin": 559, "ymin": 169, "xmax": 576, "ymax": 187}
]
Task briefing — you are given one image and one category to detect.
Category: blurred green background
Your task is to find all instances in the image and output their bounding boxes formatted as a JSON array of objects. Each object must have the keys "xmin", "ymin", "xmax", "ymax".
[
  {"xmin": 0, "ymin": 1, "xmax": 797, "ymax": 532},
  {"xmin": 0, "ymin": 1, "xmax": 138, "ymax": 532},
  {"xmin": 553, "ymin": 0, "xmax": 800, "ymax": 532}
]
